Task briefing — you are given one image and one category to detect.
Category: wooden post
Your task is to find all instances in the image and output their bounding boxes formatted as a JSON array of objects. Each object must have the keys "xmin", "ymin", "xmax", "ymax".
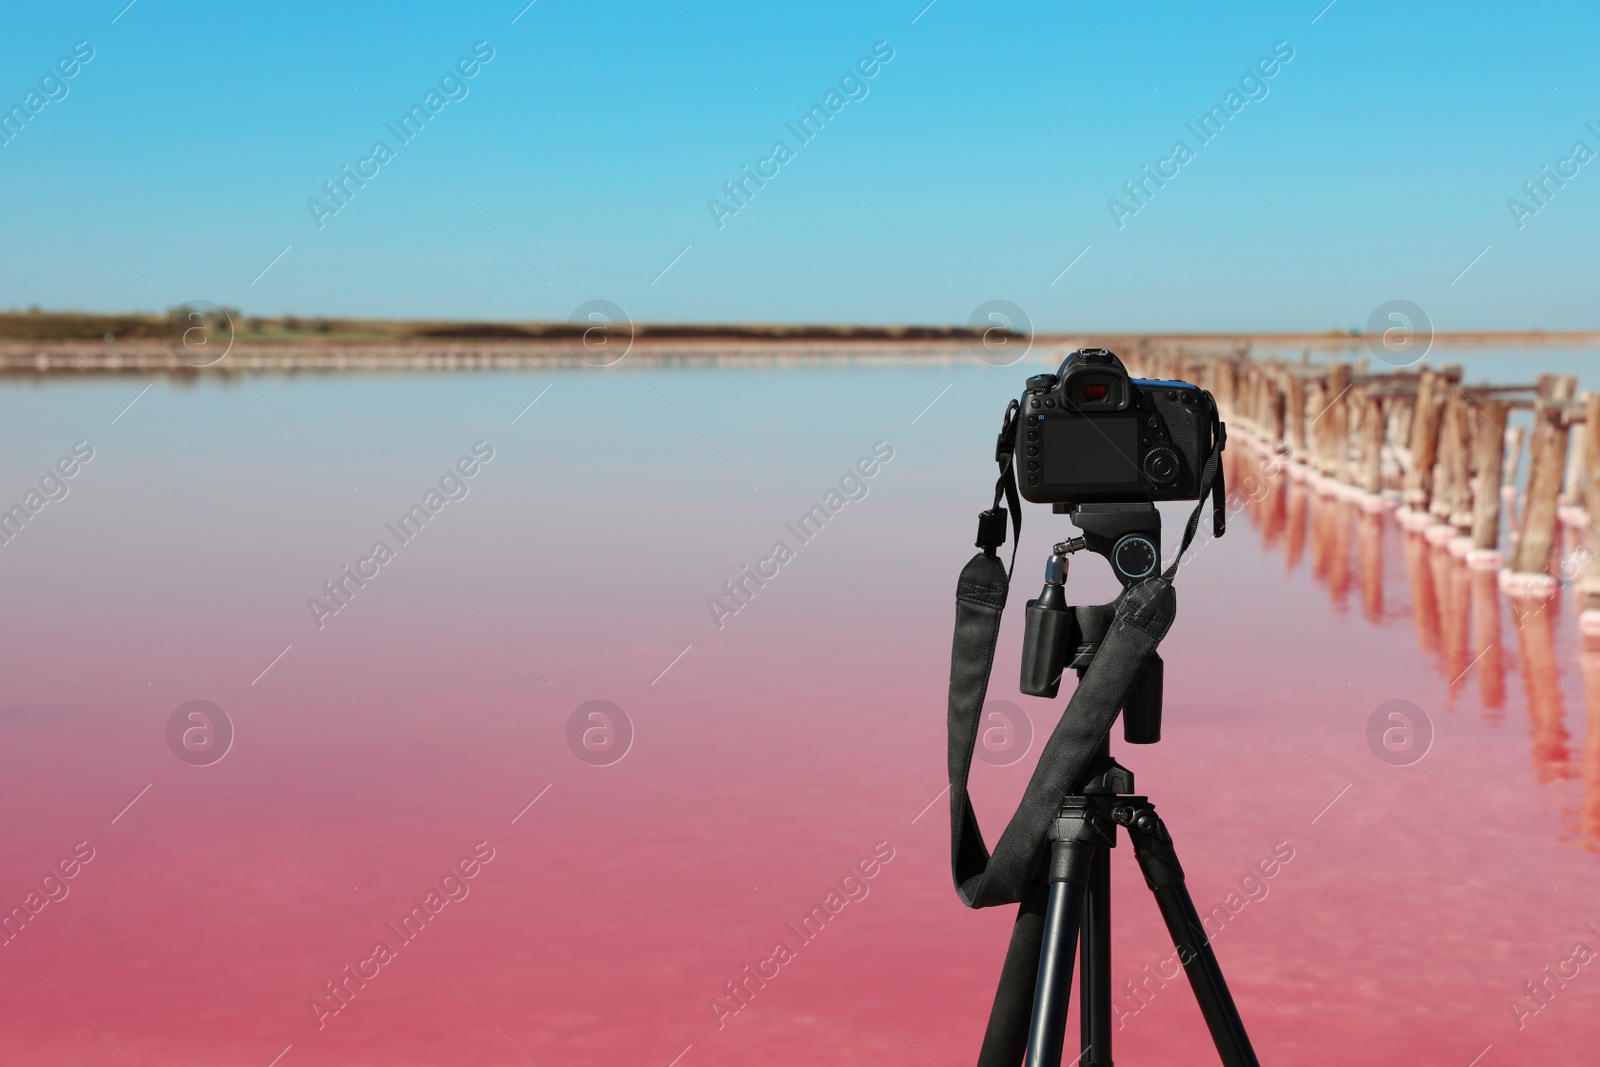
[
  {"xmin": 1287, "ymin": 374, "xmax": 1307, "ymax": 459},
  {"xmin": 1431, "ymin": 390, "xmax": 1463, "ymax": 520},
  {"xmin": 1470, "ymin": 398, "xmax": 1508, "ymax": 555},
  {"xmin": 1269, "ymin": 372, "xmax": 1287, "ymax": 447},
  {"xmin": 1255, "ymin": 367, "xmax": 1269, "ymax": 434},
  {"xmin": 1392, "ymin": 394, "xmax": 1415, "ymax": 466},
  {"xmin": 1450, "ymin": 399, "xmax": 1478, "ymax": 533},
  {"xmin": 1565, "ymin": 411, "xmax": 1589, "ymax": 511},
  {"xmin": 1328, "ymin": 363, "xmax": 1351, "ymax": 484},
  {"xmin": 1346, "ymin": 384, "xmax": 1362, "ymax": 475},
  {"xmin": 1244, "ymin": 365, "xmax": 1260, "ymax": 432},
  {"xmin": 1217, "ymin": 360, "xmax": 1237, "ymax": 419},
  {"xmin": 1307, "ymin": 378, "xmax": 1327, "ymax": 471},
  {"xmin": 1509, "ymin": 377, "xmax": 1576, "ymax": 578},
  {"xmin": 1405, "ymin": 369, "xmax": 1444, "ymax": 511},
  {"xmin": 1360, "ymin": 392, "xmax": 1384, "ymax": 495},
  {"xmin": 1582, "ymin": 393, "xmax": 1600, "ymax": 618}
]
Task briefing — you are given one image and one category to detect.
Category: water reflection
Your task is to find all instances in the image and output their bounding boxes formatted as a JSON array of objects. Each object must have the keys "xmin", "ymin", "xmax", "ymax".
[
  {"xmin": 1470, "ymin": 568, "xmax": 1506, "ymax": 716},
  {"xmin": 1580, "ymin": 635, "xmax": 1600, "ymax": 852},
  {"xmin": 1234, "ymin": 438, "xmax": 1593, "ymax": 852},
  {"xmin": 1357, "ymin": 509, "xmax": 1384, "ymax": 623},
  {"xmin": 1433, "ymin": 542, "xmax": 1472, "ymax": 697},
  {"xmin": 1405, "ymin": 524, "xmax": 1441, "ymax": 656},
  {"xmin": 1286, "ymin": 474, "xmax": 1309, "ymax": 574},
  {"xmin": 1511, "ymin": 594, "xmax": 1572, "ymax": 786},
  {"xmin": 1311, "ymin": 491, "xmax": 1354, "ymax": 613}
]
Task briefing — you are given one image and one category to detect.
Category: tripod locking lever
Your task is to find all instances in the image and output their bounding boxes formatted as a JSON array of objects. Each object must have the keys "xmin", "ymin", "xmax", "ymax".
[
  {"xmin": 1019, "ymin": 539, "xmax": 1086, "ymax": 699},
  {"xmin": 1050, "ymin": 536, "xmax": 1087, "ymax": 559}
]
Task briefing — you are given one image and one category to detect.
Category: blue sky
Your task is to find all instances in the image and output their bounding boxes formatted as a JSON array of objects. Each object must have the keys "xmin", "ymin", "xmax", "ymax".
[{"xmin": 1, "ymin": 0, "xmax": 1596, "ymax": 330}]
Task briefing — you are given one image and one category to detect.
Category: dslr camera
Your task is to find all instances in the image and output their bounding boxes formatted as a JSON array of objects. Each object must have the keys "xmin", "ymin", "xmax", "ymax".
[{"xmin": 1015, "ymin": 348, "xmax": 1221, "ymax": 505}]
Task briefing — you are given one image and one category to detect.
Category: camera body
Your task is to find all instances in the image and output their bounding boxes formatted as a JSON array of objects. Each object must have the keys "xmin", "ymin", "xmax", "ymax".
[{"xmin": 1014, "ymin": 348, "xmax": 1220, "ymax": 505}]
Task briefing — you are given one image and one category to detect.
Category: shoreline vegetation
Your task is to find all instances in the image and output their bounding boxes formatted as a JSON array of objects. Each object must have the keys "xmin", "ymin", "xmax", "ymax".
[{"xmin": 1, "ymin": 309, "xmax": 1597, "ymax": 375}]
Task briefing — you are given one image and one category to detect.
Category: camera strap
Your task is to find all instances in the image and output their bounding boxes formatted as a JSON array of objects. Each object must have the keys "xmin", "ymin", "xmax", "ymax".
[
  {"xmin": 974, "ymin": 399, "xmax": 1024, "ymax": 579},
  {"xmin": 946, "ymin": 410, "xmax": 1226, "ymax": 911}
]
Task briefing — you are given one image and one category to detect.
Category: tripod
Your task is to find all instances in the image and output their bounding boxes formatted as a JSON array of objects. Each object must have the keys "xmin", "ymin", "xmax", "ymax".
[
  {"xmin": 1022, "ymin": 742, "xmax": 1258, "ymax": 1067},
  {"xmin": 1003, "ymin": 503, "xmax": 1257, "ymax": 1066}
]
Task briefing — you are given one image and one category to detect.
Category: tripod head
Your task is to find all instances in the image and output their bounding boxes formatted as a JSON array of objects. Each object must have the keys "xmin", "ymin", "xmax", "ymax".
[
  {"xmin": 1052, "ymin": 501, "xmax": 1161, "ymax": 586},
  {"xmin": 1018, "ymin": 502, "xmax": 1165, "ymax": 743}
]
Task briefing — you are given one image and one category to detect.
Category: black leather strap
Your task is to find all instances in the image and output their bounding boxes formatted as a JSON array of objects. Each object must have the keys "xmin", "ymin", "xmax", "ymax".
[
  {"xmin": 947, "ymin": 556, "xmax": 1176, "ymax": 908},
  {"xmin": 1164, "ymin": 419, "xmax": 1227, "ymax": 582},
  {"xmin": 981, "ymin": 399, "xmax": 1023, "ymax": 578}
]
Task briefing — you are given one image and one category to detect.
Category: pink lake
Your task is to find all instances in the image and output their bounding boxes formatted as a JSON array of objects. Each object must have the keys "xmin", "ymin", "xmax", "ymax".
[{"xmin": 0, "ymin": 359, "xmax": 1596, "ymax": 1066}]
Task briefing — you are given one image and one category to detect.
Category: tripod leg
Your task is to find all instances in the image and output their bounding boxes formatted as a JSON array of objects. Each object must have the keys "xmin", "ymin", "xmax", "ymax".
[
  {"xmin": 1120, "ymin": 799, "xmax": 1260, "ymax": 1067},
  {"xmin": 1078, "ymin": 845, "xmax": 1113, "ymax": 1067},
  {"xmin": 977, "ymin": 882, "xmax": 1050, "ymax": 1067},
  {"xmin": 1024, "ymin": 799, "xmax": 1099, "ymax": 1067},
  {"xmin": 1026, "ymin": 876, "xmax": 1087, "ymax": 1067}
]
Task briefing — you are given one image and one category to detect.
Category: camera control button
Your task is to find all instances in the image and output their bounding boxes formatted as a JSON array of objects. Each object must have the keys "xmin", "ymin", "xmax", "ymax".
[
  {"xmin": 1144, "ymin": 447, "xmax": 1180, "ymax": 486},
  {"xmin": 1026, "ymin": 430, "xmax": 1039, "ymax": 441},
  {"xmin": 1026, "ymin": 460, "xmax": 1040, "ymax": 471},
  {"xmin": 1044, "ymin": 399, "xmax": 1056, "ymax": 408},
  {"xmin": 1145, "ymin": 416, "xmax": 1158, "ymax": 429},
  {"xmin": 1030, "ymin": 399, "xmax": 1041, "ymax": 409}
]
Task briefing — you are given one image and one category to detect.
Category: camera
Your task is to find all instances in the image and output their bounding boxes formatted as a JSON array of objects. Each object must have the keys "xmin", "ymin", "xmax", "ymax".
[{"xmin": 1014, "ymin": 348, "xmax": 1221, "ymax": 505}]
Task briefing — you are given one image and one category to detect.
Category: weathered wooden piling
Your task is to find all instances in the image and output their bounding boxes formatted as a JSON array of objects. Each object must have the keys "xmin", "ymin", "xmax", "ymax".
[
  {"xmin": 1286, "ymin": 373, "xmax": 1308, "ymax": 457},
  {"xmin": 1581, "ymin": 391, "xmax": 1600, "ymax": 621},
  {"xmin": 1470, "ymin": 399, "xmax": 1509, "ymax": 560},
  {"xmin": 1507, "ymin": 375, "xmax": 1577, "ymax": 582},
  {"xmin": 1431, "ymin": 389, "xmax": 1467, "ymax": 523},
  {"xmin": 1360, "ymin": 390, "xmax": 1385, "ymax": 495},
  {"xmin": 1327, "ymin": 363, "xmax": 1352, "ymax": 484},
  {"xmin": 1405, "ymin": 369, "xmax": 1445, "ymax": 512},
  {"xmin": 1566, "ymin": 409, "xmax": 1590, "ymax": 513},
  {"xmin": 1449, "ymin": 399, "xmax": 1478, "ymax": 535}
]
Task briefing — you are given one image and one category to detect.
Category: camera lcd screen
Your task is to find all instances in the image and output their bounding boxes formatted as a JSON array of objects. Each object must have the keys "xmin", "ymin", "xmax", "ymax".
[{"xmin": 1040, "ymin": 418, "xmax": 1140, "ymax": 485}]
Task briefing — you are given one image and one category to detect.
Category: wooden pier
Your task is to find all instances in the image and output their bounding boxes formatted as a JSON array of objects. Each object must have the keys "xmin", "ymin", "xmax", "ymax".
[{"xmin": 1119, "ymin": 345, "xmax": 1598, "ymax": 625}]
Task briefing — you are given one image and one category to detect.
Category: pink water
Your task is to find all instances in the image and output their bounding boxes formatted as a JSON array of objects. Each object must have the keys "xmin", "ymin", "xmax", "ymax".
[{"xmin": 1, "ymin": 366, "xmax": 1596, "ymax": 1065}]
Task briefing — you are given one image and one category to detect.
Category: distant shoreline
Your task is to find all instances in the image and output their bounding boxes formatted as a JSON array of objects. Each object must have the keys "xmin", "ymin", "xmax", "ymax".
[
  {"xmin": 3, "ymin": 309, "xmax": 1598, "ymax": 349},
  {"xmin": 2, "ymin": 324, "xmax": 1597, "ymax": 376}
]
